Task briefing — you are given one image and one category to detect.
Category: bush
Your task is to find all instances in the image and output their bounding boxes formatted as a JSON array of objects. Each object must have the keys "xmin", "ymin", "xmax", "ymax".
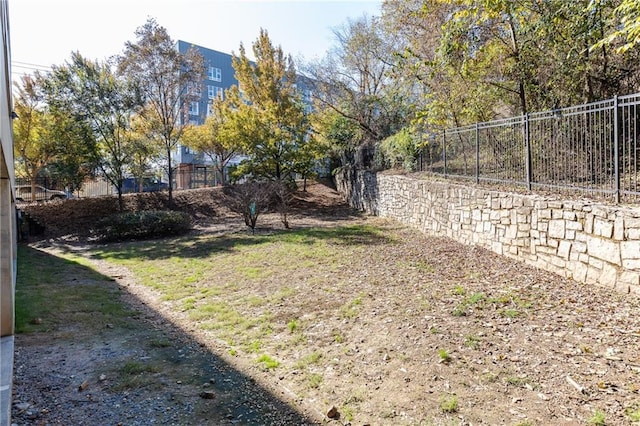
[
  {"xmin": 222, "ymin": 182, "xmax": 277, "ymax": 233},
  {"xmin": 375, "ymin": 128, "xmax": 419, "ymax": 172},
  {"xmin": 94, "ymin": 210, "xmax": 192, "ymax": 242}
]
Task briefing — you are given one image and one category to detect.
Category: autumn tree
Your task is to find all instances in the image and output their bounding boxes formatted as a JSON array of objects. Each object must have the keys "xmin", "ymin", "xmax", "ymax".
[
  {"xmin": 13, "ymin": 74, "xmax": 94, "ymax": 200},
  {"xmin": 383, "ymin": 0, "xmax": 640, "ymax": 129},
  {"xmin": 592, "ymin": 0, "xmax": 640, "ymax": 53},
  {"xmin": 128, "ymin": 114, "xmax": 163, "ymax": 192},
  {"xmin": 118, "ymin": 18, "xmax": 205, "ymax": 204},
  {"xmin": 229, "ymin": 29, "xmax": 313, "ymax": 182},
  {"xmin": 304, "ymin": 15, "xmax": 412, "ymax": 168},
  {"xmin": 44, "ymin": 51, "xmax": 144, "ymax": 210},
  {"xmin": 13, "ymin": 75, "xmax": 61, "ymax": 200},
  {"xmin": 180, "ymin": 96, "xmax": 239, "ymax": 186},
  {"xmin": 44, "ymin": 112, "xmax": 96, "ymax": 195}
]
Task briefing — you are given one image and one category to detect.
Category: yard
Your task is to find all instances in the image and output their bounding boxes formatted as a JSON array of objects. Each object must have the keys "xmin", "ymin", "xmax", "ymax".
[{"xmin": 12, "ymin": 182, "xmax": 640, "ymax": 425}]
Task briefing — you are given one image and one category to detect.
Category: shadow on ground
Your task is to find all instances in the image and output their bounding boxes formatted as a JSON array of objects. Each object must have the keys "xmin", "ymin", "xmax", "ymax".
[
  {"xmin": 88, "ymin": 223, "xmax": 392, "ymax": 263},
  {"xmin": 12, "ymin": 245, "xmax": 318, "ymax": 425}
]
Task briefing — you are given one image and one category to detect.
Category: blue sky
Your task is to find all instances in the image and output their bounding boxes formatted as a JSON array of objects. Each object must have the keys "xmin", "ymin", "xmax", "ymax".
[{"xmin": 9, "ymin": 0, "xmax": 381, "ymax": 79}]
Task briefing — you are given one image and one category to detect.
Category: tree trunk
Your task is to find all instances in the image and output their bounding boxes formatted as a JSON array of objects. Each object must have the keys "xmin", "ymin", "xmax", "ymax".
[{"xmin": 166, "ymin": 145, "xmax": 174, "ymax": 206}]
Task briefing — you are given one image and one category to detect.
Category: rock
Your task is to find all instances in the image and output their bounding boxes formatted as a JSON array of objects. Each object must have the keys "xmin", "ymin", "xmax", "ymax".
[
  {"xmin": 78, "ymin": 380, "xmax": 89, "ymax": 391},
  {"xmin": 14, "ymin": 402, "xmax": 30, "ymax": 411},
  {"xmin": 98, "ymin": 374, "xmax": 107, "ymax": 382},
  {"xmin": 327, "ymin": 406, "xmax": 339, "ymax": 419},
  {"xmin": 30, "ymin": 318, "xmax": 42, "ymax": 325},
  {"xmin": 199, "ymin": 390, "xmax": 216, "ymax": 399}
]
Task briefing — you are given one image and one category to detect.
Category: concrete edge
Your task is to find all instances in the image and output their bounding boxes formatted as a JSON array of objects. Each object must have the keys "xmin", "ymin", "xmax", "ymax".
[{"xmin": 0, "ymin": 335, "xmax": 14, "ymax": 425}]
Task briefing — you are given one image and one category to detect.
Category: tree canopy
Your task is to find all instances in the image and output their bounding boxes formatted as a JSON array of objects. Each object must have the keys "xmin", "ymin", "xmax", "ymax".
[
  {"xmin": 118, "ymin": 18, "xmax": 205, "ymax": 203},
  {"xmin": 14, "ymin": 4, "xmax": 640, "ymax": 196},
  {"xmin": 228, "ymin": 29, "xmax": 314, "ymax": 183},
  {"xmin": 45, "ymin": 52, "xmax": 143, "ymax": 210},
  {"xmin": 381, "ymin": 0, "xmax": 640, "ymax": 126},
  {"xmin": 13, "ymin": 73, "xmax": 95, "ymax": 200},
  {"xmin": 180, "ymin": 96, "xmax": 239, "ymax": 186}
]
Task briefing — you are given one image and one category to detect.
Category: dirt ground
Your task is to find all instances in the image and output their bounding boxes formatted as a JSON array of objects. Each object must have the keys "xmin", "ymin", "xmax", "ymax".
[{"xmin": 11, "ymin": 181, "xmax": 640, "ymax": 425}]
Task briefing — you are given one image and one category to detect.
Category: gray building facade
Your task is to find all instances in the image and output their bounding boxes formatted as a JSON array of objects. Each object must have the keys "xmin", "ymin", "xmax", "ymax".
[{"xmin": 176, "ymin": 40, "xmax": 239, "ymax": 165}]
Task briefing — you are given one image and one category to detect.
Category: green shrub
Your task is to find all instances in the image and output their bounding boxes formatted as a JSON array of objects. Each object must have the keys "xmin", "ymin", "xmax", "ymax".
[{"xmin": 94, "ymin": 210, "xmax": 191, "ymax": 242}]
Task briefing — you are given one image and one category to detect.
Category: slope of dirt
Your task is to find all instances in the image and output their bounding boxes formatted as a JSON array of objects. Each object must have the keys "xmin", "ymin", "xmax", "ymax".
[
  {"xmin": 12, "ymin": 181, "xmax": 640, "ymax": 425},
  {"xmin": 18, "ymin": 186, "xmax": 233, "ymax": 239}
]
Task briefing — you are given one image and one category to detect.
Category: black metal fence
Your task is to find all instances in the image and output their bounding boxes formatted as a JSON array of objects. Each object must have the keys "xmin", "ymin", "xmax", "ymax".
[
  {"xmin": 418, "ymin": 94, "xmax": 640, "ymax": 204},
  {"xmin": 174, "ymin": 165, "xmax": 223, "ymax": 190}
]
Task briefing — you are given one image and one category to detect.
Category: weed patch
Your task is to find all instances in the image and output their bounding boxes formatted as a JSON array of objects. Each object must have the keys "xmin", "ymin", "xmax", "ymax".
[
  {"xmin": 257, "ymin": 354, "xmax": 280, "ymax": 370},
  {"xmin": 440, "ymin": 394, "xmax": 458, "ymax": 413}
]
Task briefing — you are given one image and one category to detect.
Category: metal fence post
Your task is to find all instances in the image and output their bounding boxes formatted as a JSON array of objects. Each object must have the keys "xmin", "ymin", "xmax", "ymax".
[
  {"xmin": 475, "ymin": 123, "xmax": 480, "ymax": 184},
  {"xmin": 614, "ymin": 95, "xmax": 620, "ymax": 204},
  {"xmin": 525, "ymin": 113, "xmax": 532, "ymax": 191}
]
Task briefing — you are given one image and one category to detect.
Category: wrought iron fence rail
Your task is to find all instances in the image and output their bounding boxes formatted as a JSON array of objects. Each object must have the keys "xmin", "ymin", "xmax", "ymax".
[{"xmin": 420, "ymin": 93, "xmax": 640, "ymax": 204}]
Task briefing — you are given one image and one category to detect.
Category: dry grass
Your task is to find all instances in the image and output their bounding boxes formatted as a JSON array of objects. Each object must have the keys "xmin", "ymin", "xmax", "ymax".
[{"xmin": 24, "ymin": 181, "xmax": 640, "ymax": 425}]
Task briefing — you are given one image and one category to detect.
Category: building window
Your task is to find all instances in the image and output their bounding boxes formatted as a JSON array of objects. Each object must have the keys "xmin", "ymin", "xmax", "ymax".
[
  {"xmin": 207, "ymin": 103, "xmax": 213, "ymax": 117},
  {"xmin": 208, "ymin": 66, "xmax": 222, "ymax": 82},
  {"xmin": 189, "ymin": 101, "xmax": 199, "ymax": 116},
  {"xmin": 208, "ymin": 85, "xmax": 224, "ymax": 100}
]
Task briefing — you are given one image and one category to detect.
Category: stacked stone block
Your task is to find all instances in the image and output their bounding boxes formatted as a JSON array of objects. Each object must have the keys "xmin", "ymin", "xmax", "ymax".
[{"xmin": 336, "ymin": 171, "xmax": 640, "ymax": 294}]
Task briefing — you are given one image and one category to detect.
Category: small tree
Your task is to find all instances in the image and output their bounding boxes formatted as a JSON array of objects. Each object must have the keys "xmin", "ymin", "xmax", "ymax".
[
  {"xmin": 229, "ymin": 29, "xmax": 313, "ymax": 182},
  {"xmin": 272, "ymin": 180, "xmax": 293, "ymax": 229},
  {"xmin": 180, "ymin": 97, "xmax": 239, "ymax": 186},
  {"xmin": 223, "ymin": 181, "xmax": 275, "ymax": 233},
  {"xmin": 128, "ymin": 114, "xmax": 162, "ymax": 192}
]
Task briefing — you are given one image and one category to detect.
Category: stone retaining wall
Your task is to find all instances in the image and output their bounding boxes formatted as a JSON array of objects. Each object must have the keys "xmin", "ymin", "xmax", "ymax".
[{"xmin": 336, "ymin": 170, "xmax": 640, "ymax": 294}]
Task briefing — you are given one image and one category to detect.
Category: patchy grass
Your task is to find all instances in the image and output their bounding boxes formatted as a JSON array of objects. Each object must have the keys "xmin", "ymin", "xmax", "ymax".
[
  {"xmin": 464, "ymin": 334, "xmax": 481, "ymax": 349},
  {"xmin": 77, "ymin": 213, "xmax": 640, "ymax": 425},
  {"xmin": 306, "ymin": 372, "xmax": 323, "ymax": 389},
  {"xmin": 439, "ymin": 394, "xmax": 458, "ymax": 413},
  {"xmin": 110, "ymin": 359, "xmax": 162, "ymax": 392},
  {"xmin": 438, "ymin": 349, "xmax": 452, "ymax": 363},
  {"xmin": 256, "ymin": 354, "xmax": 280, "ymax": 370},
  {"xmin": 295, "ymin": 351, "xmax": 322, "ymax": 369},
  {"xmin": 287, "ymin": 318, "xmax": 299, "ymax": 333},
  {"xmin": 14, "ymin": 245, "xmax": 134, "ymax": 334},
  {"xmin": 504, "ymin": 375, "xmax": 536, "ymax": 389},
  {"xmin": 626, "ymin": 403, "xmax": 640, "ymax": 422},
  {"xmin": 149, "ymin": 338, "xmax": 172, "ymax": 348},
  {"xmin": 588, "ymin": 409, "xmax": 606, "ymax": 426},
  {"xmin": 339, "ymin": 295, "xmax": 363, "ymax": 319}
]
